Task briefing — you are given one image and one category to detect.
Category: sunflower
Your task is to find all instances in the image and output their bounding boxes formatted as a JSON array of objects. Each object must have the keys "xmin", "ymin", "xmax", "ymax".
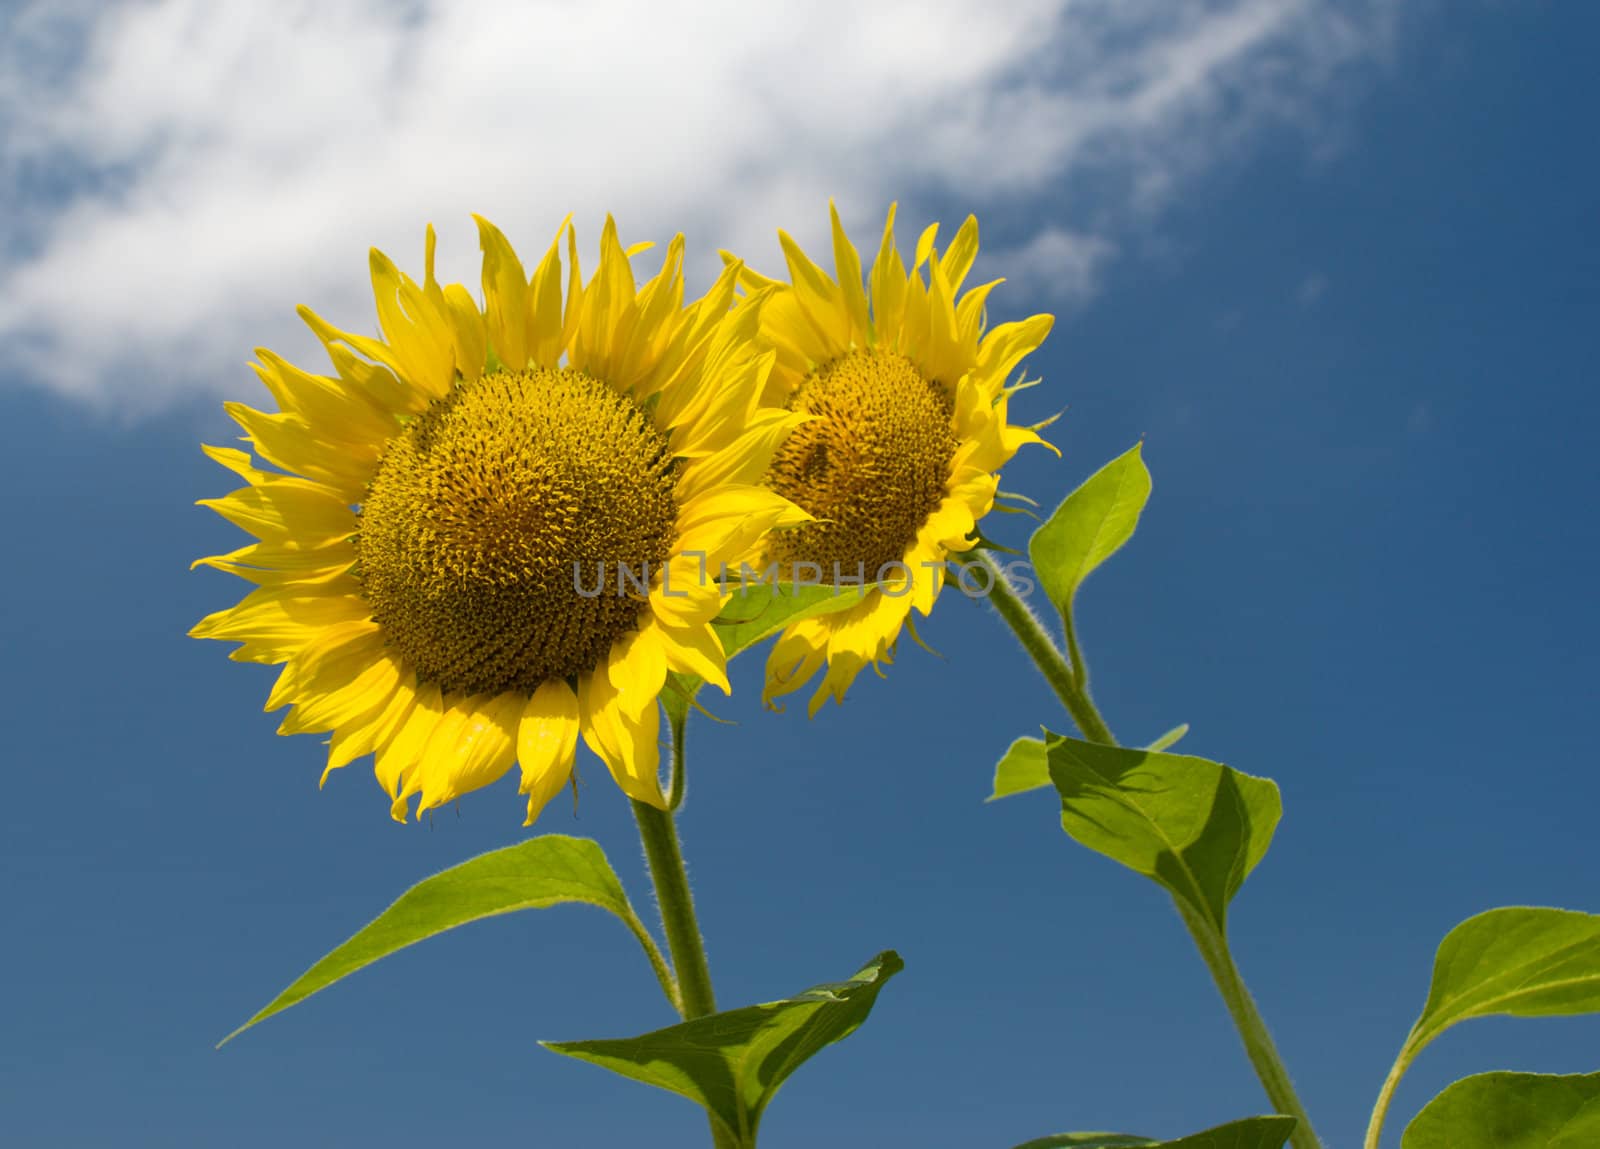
[
  {"xmin": 734, "ymin": 203, "xmax": 1055, "ymax": 715},
  {"xmin": 192, "ymin": 217, "xmax": 807, "ymax": 824}
]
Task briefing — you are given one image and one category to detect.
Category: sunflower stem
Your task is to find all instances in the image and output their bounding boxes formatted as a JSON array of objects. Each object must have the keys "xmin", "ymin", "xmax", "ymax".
[
  {"xmin": 972, "ymin": 550, "xmax": 1114, "ymax": 743},
  {"xmin": 974, "ymin": 550, "xmax": 1322, "ymax": 1149},
  {"xmin": 1174, "ymin": 899, "xmax": 1326, "ymax": 1149},
  {"xmin": 631, "ymin": 711, "xmax": 735, "ymax": 1148},
  {"xmin": 631, "ymin": 802, "xmax": 718, "ymax": 1019}
]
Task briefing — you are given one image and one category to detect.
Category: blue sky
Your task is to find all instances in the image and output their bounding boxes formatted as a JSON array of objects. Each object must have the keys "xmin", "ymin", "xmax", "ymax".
[{"xmin": 2, "ymin": 2, "xmax": 1597, "ymax": 1147}]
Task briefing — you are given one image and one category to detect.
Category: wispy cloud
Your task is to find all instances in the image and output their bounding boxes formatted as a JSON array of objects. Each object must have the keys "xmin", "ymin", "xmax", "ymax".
[
  {"xmin": 1298, "ymin": 272, "xmax": 1330, "ymax": 305},
  {"xmin": 995, "ymin": 228, "xmax": 1117, "ymax": 304},
  {"xmin": 0, "ymin": 0, "xmax": 1396, "ymax": 408}
]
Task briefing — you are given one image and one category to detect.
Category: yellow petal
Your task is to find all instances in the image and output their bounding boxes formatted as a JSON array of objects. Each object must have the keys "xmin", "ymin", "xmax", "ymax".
[
  {"xmin": 921, "ymin": 247, "xmax": 965, "ymax": 386},
  {"xmin": 476, "ymin": 215, "xmax": 533, "ymax": 370},
  {"xmin": 298, "ymin": 306, "xmax": 434, "ymax": 413},
  {"xmin": 198, "ymin": 481, "xmax": 354, "ymax": 545},
  {"xmin": 976, "ymin": 313, "xmax": 1054, "ymax": 383},
  {"xmin": 374, "ymin": 683, "xmax": 445, "ymax": 819},
  {"xmin": 266, "ymin": 620, "xmax": 383, "ymax": 714},
  {"xmin": 528, "ymin": 214, "xmax": 573, "ymax": 369},
  {"xmin": 778, "ymin": 228, "xmax": 850, "ymax": 354},
  {"xmin": 440, "ymin": 283, "xmax": 488, "ymax": 383},
  {"xmin": 251, "ymin": 347, "xmax": 398, "ymax": 446},
  {"xmin": 942, "ymin": 215, "xmax": 980, "ymax": 292},
  {"xmin": 579, "ymin": 670, "xmax": 664, "ymax": 807},
  {"xmin": 653, "ymin": 620, "xmax": 730, "ymax": 694},
  {"xmin": 829, "ymin": 200, "xmax": 871, "ymax": 344},
  {"xmin": 408, "ymin": 691, "xmax": 523, "ymax": 817},
  {"xmin": 607, "ymin": 626, "xmax": 668, "ymax": 720},
  {"xmin": 572, "ymin": 215, "xmax": 639, "ymax": 381},
  {"xmin": 869, "ymin": 203, "xmax": 908, "ymax": 349},
  {"xmin": 223, "ymin": 402, "xmax": 372, "ymax": 500},
  {"xmin": 190, "ymin": 584, "xmax": 370, "ymax": 664},
  {"xmin": 762, "ymin": 617, "xmax": 829, "ymax": 708},
  {"xmin": 191, "ymin": 538, "xmax": 355, "ymax": 588},
  {"xmin": 648, "ymin": 558, "xmax": 725, "ymax": 630},
  {"xmin": 368, "ymin": 245, "xmax": 456, "ymax": 398},
  {"xmin": 673, "ymin": 410, "xmax": 803, "ymax": 502},
  {"xmin": 324, "ymin": 673, "xmax": 416, "ymax": 781},
  {"xmin": 913, "ymin": 222, "xmax": 939, "ymax": 271},
  {"xmin": 518, "ymin": 679, "xmax": 581, "ymax": 827}
]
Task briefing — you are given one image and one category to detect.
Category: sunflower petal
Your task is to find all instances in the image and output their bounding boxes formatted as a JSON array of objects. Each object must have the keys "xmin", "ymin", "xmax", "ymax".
[
  {"xmin": 579, "ymin": 671, "xmax": 664, "ymax": 808},
  {"xmin": 517, "ymin": 679, "xmax": 581, "ymax": 827},
  {"xmin": 476, "ymin": 215, "xmax": 533, "ymax": 370},
  {"xmin": 409, "ymin": 691, "xmax": 524, "ymax": 817}
]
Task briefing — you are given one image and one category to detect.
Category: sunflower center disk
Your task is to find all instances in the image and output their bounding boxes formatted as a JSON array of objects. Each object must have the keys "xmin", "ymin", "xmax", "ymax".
[
  {"xmin": 766, "ymin": 349, "xmax": 957, "ymax": 582},
  {"xmin": 356, "ymin": 367, "xmax": 680, "ymax": 697}
]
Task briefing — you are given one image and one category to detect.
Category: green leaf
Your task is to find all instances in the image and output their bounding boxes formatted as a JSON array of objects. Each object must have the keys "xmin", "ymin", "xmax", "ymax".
[
  {"xmin": 1029, "ymin": 442, "xmax": 1152, "ymax": 619},
  {"xmin": 221, "ymin": 835, "xmax": 665, "ymax": 1046},
  {"xmin": 1408, "ymin": 907, "xmax": 1600, "ymax": 1050},
  {"xmin": 989, "ymin": 736, "xmax": 1049, "ymax": 801},
  {"xmin": 990, "ymin": 725, "xmax": 1193, "ymax": 803},
  {"xmin": 712, "ymin": 580, "xmax": 869, "ymax": 659},
  {"xmin": 1045, "ymin": 732, "xmax": 1281, "ymax": 928},
  {"xmin": 545, "ymin": 951, "xmax": 903, "ymax": 1147},
  {"xmin": 1403, "ymin": 1071, "xmax": 1600, "ymax": 1148},
  {"xmin": 1013, "ymin": 1115, "xmax": 1297, "ymax": 1149}
]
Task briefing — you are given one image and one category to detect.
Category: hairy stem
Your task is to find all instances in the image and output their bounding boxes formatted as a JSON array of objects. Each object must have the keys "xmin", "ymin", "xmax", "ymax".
[
  {"xmin": 1175, "ymin": 900, "xmax": 1325, "ymax": 1149},
  {"xmin": 973, "ymin": 550, "xmax": 1115, "ymax": 743},
  {"xmin": 631, "ymin": 711, "xmax": 735, "ymax": 1148}
]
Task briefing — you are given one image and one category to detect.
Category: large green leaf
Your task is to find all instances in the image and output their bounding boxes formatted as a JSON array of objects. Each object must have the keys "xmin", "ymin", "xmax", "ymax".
[
  {"xmin": 1408, "ymin": 907, "xmax": 1600, "ymax": 1050},
  {"xmin": 545, "ymin": 951, "xmax": 903, "ymax": 1147},
  {"xmin": 1044, "ymin": 733, "xmax": 1281, "ymax": 929},
  {"xmin": 1029, "ymin": 442, "xmax": 1152, "ymax": 618},
  {"xmin": 220, "ymin": 835, "xmax": 666, "ymax": 1045},
  {"xmin": 989, "ymin": 726, "xmax": 1191, "ymax": 802},
  {"xmin": 1403, "ymin": 1071, "xmax": 1600, "ymax": 1148},
  {"xmin": 1013, "ymin": 1115, "xmax": 1297, "ymax": 1149}
]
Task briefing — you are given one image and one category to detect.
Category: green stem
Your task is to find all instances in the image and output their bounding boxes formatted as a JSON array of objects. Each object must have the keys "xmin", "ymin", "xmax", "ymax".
[
  {"xmin": 632, "ymin": 800, "xmax": 718, "ymax": 1017},
  {"xmin": 619, "ymin": 904, "xmax": 680, "ymax": 1013},
  {"xmin": 1364, "ymin": 1041, "xmax": 1417, "ymax": 1149},
  {"xmin": 1174, "ymin": 900, "xmax": 1325, "ymax": 1149},
  {"xmin": 976, "ymin": 549, "xmax": 1321, "ymax": 1148},
  {"xmin": 631, "ymin": 711, "xmax": 735, "ymax": 1148},
  {"xmin": 1062, "ymin": 600, "xmax": 1092, "ymax": 694},
  {"xmin": 974, "ymin": 550, "xmax": 1115, "ymax": 743}
]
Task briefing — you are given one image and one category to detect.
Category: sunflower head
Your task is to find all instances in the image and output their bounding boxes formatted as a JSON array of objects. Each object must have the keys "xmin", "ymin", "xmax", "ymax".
[
  {"xmin": 192, "ymin": 217, "xmax": 807, "ymax": 824},
  {"xmin": 736, "ymin": 203, "xmax": 1055, "ymax": 715}
]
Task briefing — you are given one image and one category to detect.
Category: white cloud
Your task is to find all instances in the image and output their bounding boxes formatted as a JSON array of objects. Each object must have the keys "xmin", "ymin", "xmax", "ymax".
[
  {"xmin": 992, "ymin": 228, "xmax": 1116, "ymax": 305},
  {"xmin": 0, "ymin": 0, "xmax": 1395, "ymax": 408}
]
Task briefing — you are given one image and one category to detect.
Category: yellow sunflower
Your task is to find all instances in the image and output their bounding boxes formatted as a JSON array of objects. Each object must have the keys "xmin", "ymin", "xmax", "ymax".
[
  {"xmin": 735, "ymin": 203, "xmax": 1055, "ymax": 715},
  {"xmin": 192, "ymin": 217, "xmax": 807, "ymax": 824}
]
